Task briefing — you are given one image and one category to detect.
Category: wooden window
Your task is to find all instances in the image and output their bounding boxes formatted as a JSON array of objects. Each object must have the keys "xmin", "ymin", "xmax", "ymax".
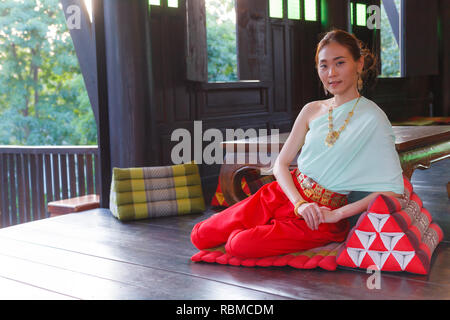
[
  {"xmin": 186, "ymin": 0, "xmax": 268, "ymax": 82},
  {"xmin": 350, "ymin": 2, "xmax": 354, "ymax": 25},
  {"xmin": 270, "ymin": 0, "xmax": 318, "ymax": 21},
  {"xmin": 355, "ymin": 3, "xmax": 367, "ymax": 26},
  {"xmin": 304, "ymin": 0, "xmax": 317, "ymax": 21},
  {"xmin": 269, "ymin": 0, "xmax": 283, "ymax": 18},
  {"xmin": 168, "ymin": 0, "xmax": 179, "ymax": 8},
  {"xmin": 205, "ymin": 0, "xmax": 238, "ymax": 82},
  {"xmin": 287, "ymin": 0, "xmax": 301, "ymax": 20},
  {"xmin": 149, "ymin": 0, "xmax": 178, "ymax": 7},
  {"xmin": 350, "ymin": 2, "xmax": 368, "ymax": 27},
  {"xmin": 349, "ymin": 0, "xmax": 439, "ymax": 77}
]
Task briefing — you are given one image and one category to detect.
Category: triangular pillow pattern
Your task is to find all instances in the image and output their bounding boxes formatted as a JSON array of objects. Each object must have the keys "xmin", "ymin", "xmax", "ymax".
[{"xmin": 336, "ymin": 174, "xmax": 444, "ymax": 274}]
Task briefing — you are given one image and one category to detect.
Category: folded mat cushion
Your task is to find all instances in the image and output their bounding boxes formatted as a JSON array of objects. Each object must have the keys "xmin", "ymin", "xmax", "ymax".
[
  {"xmin": 113, "ymin": 174, "xmax": 202, "ymax": 193},
  {"xmin": 110, "ymin": 163, "xmax": 205, "ymax": 221},
  {"xmin": 113, "ymin": 163, "xmax": 199, "ymax": 180},
  {"xmin": 336, "ymin": 176, "xmax": 444, "ymax": 274},
  {"xmin": 114, "ymin": 185, "xmax": 203, "ymax": 205}
]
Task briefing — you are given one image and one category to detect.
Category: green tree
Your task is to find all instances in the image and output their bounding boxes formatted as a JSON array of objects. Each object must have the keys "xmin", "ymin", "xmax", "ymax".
[
  {"xmin": 0, "ymin": 0, "xmax": 96, "ymax": 145},
  {"xmin": 206, "ymin": 0, "xmax": 238, "ymax": 82},
  {"xmin": 380, "ymin": 0, "xmax": 401, "ymax": 77}
]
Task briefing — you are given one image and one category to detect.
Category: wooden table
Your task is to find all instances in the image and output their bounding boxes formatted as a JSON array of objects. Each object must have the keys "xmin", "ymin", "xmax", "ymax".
[
  {"xmin": 219, "ymin": 126, "xmax": 450, "ymax": 206},
  {"xmin": 0, "ymin": 208, "xmax": 448, "ymax": 300}
]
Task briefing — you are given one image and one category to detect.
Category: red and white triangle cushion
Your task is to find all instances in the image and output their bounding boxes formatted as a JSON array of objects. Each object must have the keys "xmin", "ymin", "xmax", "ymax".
[{"xmin": 336, "ymin": 175, "xmax": 444, "ymax": 274}]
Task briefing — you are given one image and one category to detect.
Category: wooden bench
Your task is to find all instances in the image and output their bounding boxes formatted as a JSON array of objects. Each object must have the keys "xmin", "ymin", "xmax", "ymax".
[
  {"xmin": 47, "ymin": 194, "xmax": 100, "ymax": 217},
  {"xmin": 219, "ymin": 126, "xmax": 450, "ymax": 206}
]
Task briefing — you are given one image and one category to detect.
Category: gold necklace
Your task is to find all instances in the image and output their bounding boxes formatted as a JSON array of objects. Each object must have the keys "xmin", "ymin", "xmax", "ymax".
[{"xmin": 325, "ymin": 96, "xmax": 361, "ymax": 147}]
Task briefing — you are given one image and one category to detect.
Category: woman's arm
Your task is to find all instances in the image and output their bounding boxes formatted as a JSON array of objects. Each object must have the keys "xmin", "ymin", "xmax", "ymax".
[
  {"xmin": 273, "ymin": 102, "xmax": 332, "ymax": 230},
  {"xmin": 324, "ymin": 191, "xmax": 403, "ymax": 223},
  {"xmin": 272, "ymin": 102, "xmax": 314, "ymax": 205}
]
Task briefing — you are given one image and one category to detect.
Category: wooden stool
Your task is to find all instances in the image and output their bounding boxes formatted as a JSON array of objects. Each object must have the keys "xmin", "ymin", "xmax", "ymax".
[{"xmin": 47, "ymin": 194, "xmax": 100, "ymax": 217}]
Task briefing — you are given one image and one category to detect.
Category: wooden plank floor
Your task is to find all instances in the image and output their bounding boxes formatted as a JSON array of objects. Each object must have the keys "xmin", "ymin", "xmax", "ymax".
[{"xmin": 0, "ymin": 160, "xmax": 447, "ymax": 300}]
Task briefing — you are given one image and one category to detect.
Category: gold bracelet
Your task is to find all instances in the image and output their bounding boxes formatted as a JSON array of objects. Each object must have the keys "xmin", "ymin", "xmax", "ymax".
[{"xmin": 294, "ymin": 199, "xmax": 308, "ymax": 218}]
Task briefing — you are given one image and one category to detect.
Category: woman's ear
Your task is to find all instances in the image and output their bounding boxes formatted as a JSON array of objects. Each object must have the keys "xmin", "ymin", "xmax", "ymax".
[{"xmin": 357, "ymin": 56, "xmax": 364, "ymax": 73}]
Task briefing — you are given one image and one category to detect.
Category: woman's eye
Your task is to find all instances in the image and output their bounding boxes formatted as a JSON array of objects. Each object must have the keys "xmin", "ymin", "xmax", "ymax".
[
  {"xmin": 337, "ymin": 61, "xmax": 344, "ymax": 65},
  {"xmin": 320, "ymin": 65, "xmax": 326, "ymax": 69}
]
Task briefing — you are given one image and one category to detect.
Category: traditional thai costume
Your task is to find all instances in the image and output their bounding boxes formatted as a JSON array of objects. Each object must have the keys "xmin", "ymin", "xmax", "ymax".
[{"xmin": 191, "ymin": 96, "xmax": 405, "ymax": 259}]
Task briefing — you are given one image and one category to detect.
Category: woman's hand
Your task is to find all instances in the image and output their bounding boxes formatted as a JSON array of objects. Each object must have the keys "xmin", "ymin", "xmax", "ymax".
[
  {"xmin": 297, "ymin": 202, "xmax": 323, "ymax": 230},
  {"xmin": 297, "ymin": 203, "xmax": 341, "ymax": 230},
  {"xmin": 319, "ymin": 206, "xmax": 342, "ymax": 224}
]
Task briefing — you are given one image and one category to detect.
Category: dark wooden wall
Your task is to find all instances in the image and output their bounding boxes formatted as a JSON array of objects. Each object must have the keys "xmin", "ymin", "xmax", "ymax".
[
  {"xmin": 148, "ymin": 0, "xmax": 324, "ymax": 200},
  {"xmin": 66, "ymin": 0, "xmax": 449, "ymax": 206}
]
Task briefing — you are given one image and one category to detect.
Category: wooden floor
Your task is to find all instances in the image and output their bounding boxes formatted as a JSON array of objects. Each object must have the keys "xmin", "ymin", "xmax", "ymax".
[{"xmin": 0, "ymin": 160, "xmax": 448, "ymax": 300}]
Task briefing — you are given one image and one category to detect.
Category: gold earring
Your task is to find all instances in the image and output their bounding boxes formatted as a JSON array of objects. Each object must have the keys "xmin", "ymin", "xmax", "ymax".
[{"xmin": 357, "ymin": 73, "xmax": 363, "ymax": 92}]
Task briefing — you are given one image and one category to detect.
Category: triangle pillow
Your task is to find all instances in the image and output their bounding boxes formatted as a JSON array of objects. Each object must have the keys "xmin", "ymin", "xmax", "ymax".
[{"xmin": 336, "ymin": 175, "xmax": 444, "ymax": 275}]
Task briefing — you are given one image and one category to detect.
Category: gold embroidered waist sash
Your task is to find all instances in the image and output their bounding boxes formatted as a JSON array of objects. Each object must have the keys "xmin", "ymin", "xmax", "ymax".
[{"xmin": 294, "ymin": 168, "xmax": 348, "ymax": 209}]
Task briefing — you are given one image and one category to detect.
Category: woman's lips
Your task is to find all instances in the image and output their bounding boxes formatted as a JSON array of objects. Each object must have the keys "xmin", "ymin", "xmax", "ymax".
[{"xmin": 329, "ymin": 81, "xmax": 342, "ymax": 88}]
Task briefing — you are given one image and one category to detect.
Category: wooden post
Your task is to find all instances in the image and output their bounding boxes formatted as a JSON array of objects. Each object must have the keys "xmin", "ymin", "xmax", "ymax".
[
  {"xmin": 92, "ymin": 0, "xmax": 111, "ymax": 208},
  {"xmin": 103, "ymin": 0, "xmax": 157, "ymax": 170},
  {"xmin": 437, "ymin": 0, "xmax": 450, "ymax": 116},
  {"xmin": 87, "ymin": 0, "xmax": 158, "ymax": 208},
  {"xmin": 320, "ymin": 0, "xmax": 351, "ymax": 32},
  {"xmin": 236, "ymin": 0, "xmax": 269, "ymax": 81},
  {"xmin": 186, "ymin": 0, "xmax": 207, "ymax": 82}
]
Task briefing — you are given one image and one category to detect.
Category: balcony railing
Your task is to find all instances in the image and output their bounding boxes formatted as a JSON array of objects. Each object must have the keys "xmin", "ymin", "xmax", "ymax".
[{"xmin": 0, "ymin": 146, "xmax": 100, "ymax": 228}]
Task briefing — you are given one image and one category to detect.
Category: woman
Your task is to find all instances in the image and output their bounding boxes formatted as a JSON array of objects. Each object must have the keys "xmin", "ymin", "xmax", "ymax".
[{"xmin": 191, "ymin": 29, "xmax": 405, "ymax": 259}]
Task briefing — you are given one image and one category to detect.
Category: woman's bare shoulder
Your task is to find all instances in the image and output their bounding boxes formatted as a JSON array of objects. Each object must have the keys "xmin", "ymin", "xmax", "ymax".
[{"xmin": 301, "ymin": 99, "xmax": 333, "ymax": 126}]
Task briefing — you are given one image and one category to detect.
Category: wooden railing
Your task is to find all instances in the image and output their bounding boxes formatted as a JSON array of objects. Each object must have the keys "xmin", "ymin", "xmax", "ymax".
[{"xmin": 0, "ymin": 146, "xmax": 99, "ymax": 228}]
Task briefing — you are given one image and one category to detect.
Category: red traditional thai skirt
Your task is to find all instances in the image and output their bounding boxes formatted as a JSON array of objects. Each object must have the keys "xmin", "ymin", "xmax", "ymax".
[{"xmin": 191, "ymin": 169, "xmax": 350, "ymax": 259}]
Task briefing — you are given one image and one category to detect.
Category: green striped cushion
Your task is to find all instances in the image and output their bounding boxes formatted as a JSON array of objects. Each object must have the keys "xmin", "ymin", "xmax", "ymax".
[
  {"xmin": 113, "ymin": 174, "xmax": 201, "ymax": 192},
  {"xmin": 109, "ymin": 163, "xmax": 205, "ymax": 221}
]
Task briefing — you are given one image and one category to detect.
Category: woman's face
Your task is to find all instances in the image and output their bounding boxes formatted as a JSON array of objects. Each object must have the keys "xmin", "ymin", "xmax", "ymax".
[{"xmin": 317, "ymin": 41, "xmax": 364, "ymax": 96}]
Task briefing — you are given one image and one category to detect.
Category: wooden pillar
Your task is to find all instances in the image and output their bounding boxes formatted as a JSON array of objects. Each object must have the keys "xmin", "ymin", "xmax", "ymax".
[
  {"xmin": 437, "ymin": 0, "xmax": 450, "ymax": 116},
  {"xmin": 92, "ymin": 0, "xmax": 111, "ymax": 208},
  {"xmin": 320, "ymin": 0, "xmax": 351, "ymax": 32},
  {"xmin": 402, "ymin": 0, "xmax": 439, "ymax": 77},
  {"xmin": 103, "ymin": 0, "xmax": 157, "ymax": 170}
]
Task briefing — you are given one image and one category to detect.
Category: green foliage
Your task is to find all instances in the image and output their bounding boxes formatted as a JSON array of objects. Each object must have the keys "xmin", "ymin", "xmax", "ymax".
[
  {"xmin": 380, "ymin": 0, "xmax": 401, "ymax": 77},
  {"xmin": 0, "ymin": 0, "xmax": 97, "ymax": 145},
  {"xmin": 206, "ymin": 0, "xmax": 238, "ymax": 82}
]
